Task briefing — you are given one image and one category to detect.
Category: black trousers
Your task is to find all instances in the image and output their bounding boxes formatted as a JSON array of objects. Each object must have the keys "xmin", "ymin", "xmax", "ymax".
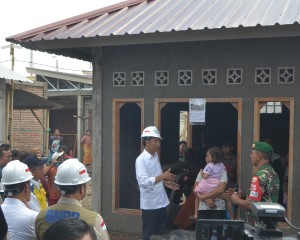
[
  {"xmin": 198, "ymin": 210, "xmax": 226, "ymax": 219},
  {"xmin": 142, "ymin": 207, "xmax": 167, "ymax": 240}
]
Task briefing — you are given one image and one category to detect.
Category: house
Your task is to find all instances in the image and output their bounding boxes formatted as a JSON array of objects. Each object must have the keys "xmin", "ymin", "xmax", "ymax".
[
  {"xmin": 26, "ymin": 67, "xmax": 92, "ymax": 160},
  {"xmin": 7, "ymin": 0, "xmax": 300, "ymax": 233},
  {"xmin": 0, "ymin": 63, "xmax": 32, "ymax": 145},
  {"xmin": 0, "ymin": 63, "xmax": 60, "ymax": 152}
]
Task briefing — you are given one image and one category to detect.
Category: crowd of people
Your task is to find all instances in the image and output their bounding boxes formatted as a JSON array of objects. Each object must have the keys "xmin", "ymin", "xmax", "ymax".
[
  {"xmin": 0, "ymin": 128, "xmax": 99, "ymax": 240},
  {"xmin": 0, "ymin": 125, "xmax": 289, "ymax": 240},
  {"xmin": 136, "ymin": 126, "xmax": 285, "ymax": 240}
]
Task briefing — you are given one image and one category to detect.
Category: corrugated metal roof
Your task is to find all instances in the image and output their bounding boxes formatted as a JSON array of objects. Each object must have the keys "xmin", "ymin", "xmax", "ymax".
[
  {"xmin": 26, "ymin": 67, "xmax": 92, "ymax": 84},
  {"xmin": 0, "ymin": 64, "xmax": 33, "ymax": 82},
  {"xmin": 14, "ymin": 89, "xmax": 62, "ymax": 109},
  {"xmin": 7, "ymin": 0, "xmax": 300, "ymax": 43}
]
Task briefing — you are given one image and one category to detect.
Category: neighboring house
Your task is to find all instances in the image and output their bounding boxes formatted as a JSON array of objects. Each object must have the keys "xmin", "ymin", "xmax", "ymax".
[
  {"xmin": 26, "ymin": 67, "xmax": 92, "ymax": 159},
  {"xmin": 0, "ymin": 63, "xmax": 33, "ymax": 146},
  {"xmin": 0, "ymin": 64, "xmax": 60, "ymax": 152},
  {"xmin": 7, "ymin": 0, "xmax": 300, "ymax": 232}
]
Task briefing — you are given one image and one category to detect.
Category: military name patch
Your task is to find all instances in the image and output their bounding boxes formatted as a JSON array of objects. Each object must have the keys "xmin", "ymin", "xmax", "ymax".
[{"xmin": 248, "ymin": 176, "xmax": 262, "ymax": 201}]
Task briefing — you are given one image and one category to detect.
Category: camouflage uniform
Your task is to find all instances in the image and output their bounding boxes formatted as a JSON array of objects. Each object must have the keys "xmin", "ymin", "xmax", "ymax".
[{"xmin": 246, "ymin": 163, "xmax": 279, "ymax": 226}]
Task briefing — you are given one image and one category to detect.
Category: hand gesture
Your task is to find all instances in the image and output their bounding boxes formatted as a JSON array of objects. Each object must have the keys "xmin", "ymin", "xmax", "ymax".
[
  {"xmin": 163, "ymin": 168, "xmax": 176, "ymax": 182},
  {"xmin": 164, "ymin": 180, "xmax": 180, "ymax": 190}
]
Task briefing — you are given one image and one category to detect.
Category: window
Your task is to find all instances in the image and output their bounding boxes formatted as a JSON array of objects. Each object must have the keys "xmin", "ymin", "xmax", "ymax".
[{"xmin": 260, "ymin": 102, "xmax": 282, "ymax": 114}]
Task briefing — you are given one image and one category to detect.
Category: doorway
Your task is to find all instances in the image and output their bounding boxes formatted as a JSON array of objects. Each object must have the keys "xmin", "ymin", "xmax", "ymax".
[
  {"xmin": 155, "ymin": 98, "xmax": 242, "ymax": 186},
  {"xmin": 254, "ymin": 97, "xmax": 294, "ymax": 220}
]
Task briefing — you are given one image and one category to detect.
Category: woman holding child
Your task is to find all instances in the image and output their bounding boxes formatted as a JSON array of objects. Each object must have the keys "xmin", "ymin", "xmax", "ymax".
[{"xmin": 192, "ymin": 147, "xmax": 233, "ymax": 220}]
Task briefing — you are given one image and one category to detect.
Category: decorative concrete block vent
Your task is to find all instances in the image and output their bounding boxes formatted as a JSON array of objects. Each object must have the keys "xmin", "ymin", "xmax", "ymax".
[
  {"xmin": 202, "ymin": 69, "xmax": 217, "ymax": 85},
  {"xmin": 255, "ymin": 68, "xmax": 271, "ymax": 84},
  {"xmin": 278, "ymin": 67, "xmax": 294, "ymax": 84},
  {"xmin": 155, "ymin": 71, "xmax": 169, "ymax": 86},
  {"xmin": 178, "ymin": 70, "xmax": 192, "ymax": 86},
  {"xmin": 227, "ymin": 68, "xmax": 242, "ymax": 85},
  {"xmin": 113, "ymin": 72, "xmax": 126, "ymax": 86},
  {"xmin": 131, "ymin": 71, "xmax": 144, "ymax": 86}
]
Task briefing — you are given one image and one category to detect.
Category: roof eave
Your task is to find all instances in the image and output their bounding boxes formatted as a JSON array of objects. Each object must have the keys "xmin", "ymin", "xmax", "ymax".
[{"xmin": 8, "ymin": 24, "xmax": 300, "ymax": 61}]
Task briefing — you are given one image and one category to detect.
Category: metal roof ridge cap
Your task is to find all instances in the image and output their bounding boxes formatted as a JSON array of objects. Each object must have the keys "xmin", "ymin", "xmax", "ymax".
[{"xmin": 6, "ymin": 0, "xmax": 148, "ymax": 41}]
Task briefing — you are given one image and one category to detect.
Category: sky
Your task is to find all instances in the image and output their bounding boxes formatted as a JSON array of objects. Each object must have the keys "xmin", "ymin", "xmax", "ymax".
[{"xmin": 0, "ymin": 0, "xmax": 123, "ymax": 76}]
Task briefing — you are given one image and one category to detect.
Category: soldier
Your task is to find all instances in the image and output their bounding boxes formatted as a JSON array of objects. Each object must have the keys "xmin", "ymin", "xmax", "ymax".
[{"xmin": 230, "ymin": 142, "xmax": 279, "ymax": 226}]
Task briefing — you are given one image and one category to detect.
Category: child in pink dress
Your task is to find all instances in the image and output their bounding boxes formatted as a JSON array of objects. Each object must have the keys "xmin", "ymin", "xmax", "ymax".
[
  {"xmin": 194, "ymin": 161, "xmax": 225, "ymax": 194},
  {"xmin": 191, "ymin": 147, "xmax": 234, "ymax": 220}
]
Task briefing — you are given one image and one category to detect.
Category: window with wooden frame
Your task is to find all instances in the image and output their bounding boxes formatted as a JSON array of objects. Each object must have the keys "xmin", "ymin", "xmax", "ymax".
[
  {"xmin": 112, "ymin": 99, "xmax": 144, "ymax": 214},
  {"xmin": 254, "ymin": 97, "xmax": 294, "ymax": 221}
]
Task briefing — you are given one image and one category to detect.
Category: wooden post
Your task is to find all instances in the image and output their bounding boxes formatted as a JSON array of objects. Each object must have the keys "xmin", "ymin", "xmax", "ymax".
[
  {"xmin": 92, "ymin": 47, "xmax": 103, "ymax": 213},
  {"xmin": 29, "ymin": 109, "xmax": 48, "ymax": 131},
  {"xmin": 0, "ymin": 80, "xmax": 6, "ymax": 144},
  {"xmin": 77, "ymin": 94, "xmax": 83, "ymax": 161},
  {"xmin": 9, "ymin": 45, "xmax": 15, "ymax": 147}
]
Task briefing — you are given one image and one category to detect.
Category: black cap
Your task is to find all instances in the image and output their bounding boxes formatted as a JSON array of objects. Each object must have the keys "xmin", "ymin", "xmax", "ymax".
[{"xmin": 23, "ymin": 154, "xmax": 48, "ymax": 169}]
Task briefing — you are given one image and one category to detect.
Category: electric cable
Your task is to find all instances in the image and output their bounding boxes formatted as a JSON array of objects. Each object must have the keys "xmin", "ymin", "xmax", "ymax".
[{"xmin": 284, "ymin": 217, "xmax": 300, "ymax": 231}]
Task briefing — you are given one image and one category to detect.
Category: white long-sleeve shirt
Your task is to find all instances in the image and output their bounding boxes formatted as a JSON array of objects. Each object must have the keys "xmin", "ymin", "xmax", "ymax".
[
  {"xmin": 135, "ymin": 149, "xmax": 169, "ymax": 210},
  {"xmin": 2, "ymin": 198, "xmax": 38, "ymax": 240}
]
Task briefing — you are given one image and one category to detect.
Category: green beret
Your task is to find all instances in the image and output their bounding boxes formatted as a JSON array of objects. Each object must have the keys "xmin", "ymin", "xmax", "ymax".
[{"xmin": 252, "ymin": 142, "xmax": 273, "ymax": 155}]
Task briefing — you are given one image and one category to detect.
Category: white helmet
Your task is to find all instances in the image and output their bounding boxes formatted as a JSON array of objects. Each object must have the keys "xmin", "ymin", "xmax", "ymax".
[
  {"xmin": 52, "ymin": 151, "xmax": 64, "ymax": 161},
  {"xmin": 141, "ymin": 126, "xmax": 162, "ymax": 139},
  {"xmin": 2, "ymin": 160, "xmax": 33, "ymax": 185},
  {"xmin": 54, "ymin": 158, "xmax": 91, "ymax": 186}
]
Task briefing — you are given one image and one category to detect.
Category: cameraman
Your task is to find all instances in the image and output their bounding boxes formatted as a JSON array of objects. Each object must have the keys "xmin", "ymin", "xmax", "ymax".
[{"xmin": 229, "ymin": 142, "xmax": 279, "ymax": 226}]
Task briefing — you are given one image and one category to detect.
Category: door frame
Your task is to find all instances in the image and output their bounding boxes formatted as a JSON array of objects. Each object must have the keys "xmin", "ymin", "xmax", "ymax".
[
  {"xmin": 112, "ymin": 98, "xmax": 144, "ymax": 215},
  {"xmin": 254, "ymin": 97, "xmax": 294, "ymax": 220},
  {"xmin": 155, "ymin": 98, "xmax": 242, "ymax": 186}
]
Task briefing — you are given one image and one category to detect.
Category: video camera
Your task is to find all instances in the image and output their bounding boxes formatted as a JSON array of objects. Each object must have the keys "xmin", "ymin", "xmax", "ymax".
[
  {"xmin": 251, "ymin": 202, "xmax": 285, "ymax": 237},
  {"xmin": 196, "ymin": 202, "xmax": 298, "ymax": 240}
]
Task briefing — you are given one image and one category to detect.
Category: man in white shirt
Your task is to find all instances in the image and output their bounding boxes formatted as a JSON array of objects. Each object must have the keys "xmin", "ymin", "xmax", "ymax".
[
  {"xmin": 1, "ymin": 160, "xmax": 38, "ymax": 240},
  {"xmin": 136, "ymin": 126, "xmax": 179, "ymax": 240}
]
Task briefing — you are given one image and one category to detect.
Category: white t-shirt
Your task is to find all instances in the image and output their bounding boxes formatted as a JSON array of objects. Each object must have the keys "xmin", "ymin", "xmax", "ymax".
[
  {"xmin": 2, "ymin": 198, "xmax": 38, "ymax": 240},
  {"xmin": 135, "ymin": 149, "xmax": 169, "ymax": 210},
  {"xmin": 196, "ymin": 169, "xmax": 228, "ymax": 210}
]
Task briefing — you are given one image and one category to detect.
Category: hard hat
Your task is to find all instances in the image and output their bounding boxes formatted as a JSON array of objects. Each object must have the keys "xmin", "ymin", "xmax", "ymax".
[
  {"xmin": 141, "ymin": 126, "xmax": 162, "ymax": 139},
  {"xmin": 52, "ymin": 151, "xmax": 64, "ymax": 161},
  {"xmin": 54, "ymin": 158, "xmax": 91, "ymax": 186},
  {"xmin": 2, "ymin": 160, "xmax": 33, "ymax": 185}
]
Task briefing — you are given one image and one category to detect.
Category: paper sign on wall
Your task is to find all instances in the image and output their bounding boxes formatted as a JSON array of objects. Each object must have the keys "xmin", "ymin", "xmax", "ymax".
[{"xmin": 189, "ymin": 98, "xmax": 206, "ymax": 125}]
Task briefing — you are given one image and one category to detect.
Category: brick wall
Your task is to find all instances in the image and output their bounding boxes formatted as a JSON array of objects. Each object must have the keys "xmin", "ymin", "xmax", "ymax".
[{"xmin": 12, "ymin": 84, "xmax": 46, "ymax": 153}]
